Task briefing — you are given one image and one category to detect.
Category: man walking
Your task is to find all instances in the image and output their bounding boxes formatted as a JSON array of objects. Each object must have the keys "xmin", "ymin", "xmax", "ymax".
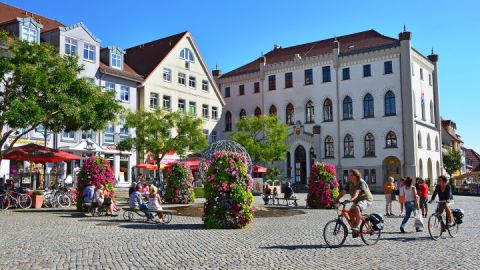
[{"xmin": 417, "ymin": 178, "xmax": 429, "ymax": 218}]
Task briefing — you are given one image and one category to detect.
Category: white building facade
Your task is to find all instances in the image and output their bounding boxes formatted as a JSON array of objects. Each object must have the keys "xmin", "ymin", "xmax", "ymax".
[{"xmin": 216, "ymin": 30, "xmax": 442, "ymax": 192}]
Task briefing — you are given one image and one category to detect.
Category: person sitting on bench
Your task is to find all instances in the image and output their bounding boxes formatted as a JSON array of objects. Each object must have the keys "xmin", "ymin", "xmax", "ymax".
[
  {"xmin": 83, "ymin": 183, "xmax": 95, "ymax": 207},
  {"xmin": 284, "ymin": 182, "xmax": 295, "ymax": 199},
  {"xmin": 148, "ymin": 185, "xmax": 164, "ymax": 222},
  {"xmin": 129, "ymin": 184, "xmax": 154, "ymax": 220},
  {"xmin": 272, "ymin": 187, "xmax": 280, "ymax": 204},
  {"xmin": 263, "ymin": 184, "xmax": 272, "ymax": 205}
]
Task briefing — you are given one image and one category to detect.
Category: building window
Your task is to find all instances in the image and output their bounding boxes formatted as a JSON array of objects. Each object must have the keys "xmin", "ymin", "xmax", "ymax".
[
  {"xmin": 268, "ymin": 75, "xmax": 276, "ymax": 90},
  {"xmin": 211, "ymin": 131, "xmax": 217, "ymax": 143},
  {"xmin": 225, "ymin": 111, "xmax": 232, "ymax": 131},
  {"xmin": 419, "ymin": 159, "xmax": 423, "ymax": 178},
  {"xmin": 304, "ymin": 69, "xmax": 313, "ymax": 85},
  {"xmin": 324, "ymin": 136, "xmax": 334, "ymax": 158},
  {"xmin": 420, "ymin": 68, "xmax": 424, "ymax": 80},
  {"xmin": 322, "ymin": 66, "xmax": 331, "ymax": 82},
  {"xmin": 385, "ymin": 91, "xmax": 396, "ymax": 116},
  {"xmin": 384, "ymin": 61, "xmax": 393, "ymax": 74},
  {"xmin": 254, "ymin": 107, "xmax": 262, "ymax": 117},
  {"xmin": 178, "ymin": 99, "xmax": 185, "ymax": 113},
  {"xmin": 105, "ymin": 82, "xmax": 115, "ymax": 92},
  {"xmin": 364, "ymin": 169, "xmax": 377, "ymax": 184},
  {"xmin": 21, "ymin": 26, "xmax": 37, "ymax": 42},
  {"xmin": 364, "ymin": 133, "xmax": 375, "ymax": 157},
  {"xmin": 344, "ymin": 134, "xmax": 354, "ymax": 157},
  {"xmin": 363, "ymin": 93, "xmax": 374, "ymax": 118},
  {"xmin": 212, "ymin": 107, "xmax": 218, "ymax": 120},
  {"xmin": 62, "ymin": 130, "xmax": 75, "ymax": 140},
  {"xmin": 178, "ymin": 73, "xmax": 186, "ymax": 86},
  {"xmin": 239, "ymin": 85, "xmax": 245, "ymax": 95},
  {"xmin": 254, "ymin": 82, "xmax": 260, "ymax": 93},
  {"xmin": 343, "ymin": 96, "xmax": 353, "ymax": 120},
  {"xmin": 305, "ymin": 100, "xmax": 314, "ymax": 123},
  {"xmin": 239, "ymin": 109, "xmax": 246, "ymax": 119},
  {"xmin": 81, "ymin": 130, "xmax": 94, "ymax": 140},
  {"xmin": 286, "ymin": 103, "xmax": 294, "ymax": 125},
  {"xmin": 430, "ymin": 101, "xmax": 435, "ymax": 124},
  {"xmin": 180, "ymin": 48, "xmax": 194, "ymax": 62},
  {"xmin": 83, "ymin": 43, "xmax": 95, "ymax": 62},
  {"xmin": 203, "ymin": 129, "xmax": 209, "ymax": 140},
  {"xmin": 189, "ymin": 101, "xmax": 196, "ymax": 115},
  {"xmin": 189, "ymin": 76, "xmax": 196, "ymax": 88},
  {"xmin": 342, "ymin": 68, "xmax": 350, "ymax": 80},
  {"xmin": 427, "ymin": 134, "xmax": 431, "ymax": 150},
  {"xmin": 386, "ymin": 131, "xmax": 397, "ymax": 148},
  {"xmin": 429, "ymin": 74, "xmax": 432, "ymax": 86},
  {"xmin": 285, "ymin": 72, "xmax": 293, "ymax": 88},
  {"xmin": 363, "ymin": 64, "xmax": 371, "ymax": 77},
  {"xmin": 120, "ymin": 86, "xmax": 129, "ymax": 102},
  {"xmin": 150, "ymin": 93, "xmax": 159, "ymax": 109},
  {"xmin": 202, "ymin": 104, "xmax": 209, "ymax": 119},
  {"xmin": 163, "ymin": 68, "xmax": 172, "ymax": 82},
  {"xmin": 323, "ymin": 98, "xmax": 333, "ymax": 122},
  {"xmin": 202, "ymin": 80, "xmax": 209, "ymax": 91},
  {"xmin": 104, "ymin": 125, "xmax": 114, "ymax": 144},
  {"xmin": 418, "ymin": 131, "xmax": 422, "ymax": 148},
  {"xmin": 435, "ymin": 136, "xmax": 439, "ymax": 151},
  {"xmin": 269, "ymin": 105, "xmax": 277, "ymax": 116},
  {"xmin": 421, "ymin": 96, "xmax": 426, "ymax": 121},
  {"xmin": 163, "ymin": 95, "xmax": 171, "ymax": 110},
  {"xmin": 64, "ymin": 38, "xmax": 77, "ymax": 56},
  {"xmin": 111, "ymin": 53, "xmax": 122, "ymax": 69},
  {"xmin": 225, "ymin": 87, "xmax": 231, "ymax": 97},
  {"xmin": 119, "ymin": 119, "xmax": 129, "ymax": 141}
]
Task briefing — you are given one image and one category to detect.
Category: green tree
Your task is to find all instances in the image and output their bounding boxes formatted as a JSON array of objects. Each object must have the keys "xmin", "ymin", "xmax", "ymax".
[
  {"xmin": 0, "ymin": 31, "xmax": 121, "ymax": 163},
  {"xmin": 228, "ymin": 115, "xmax": 289, "ymax": 164},
  {"xmin": 117, "ymin": 108, "xmax": 208, "ymax": 178},
  {"xmin": 443, "ymin": 149, "xmax": 463, "ymax": 178}
]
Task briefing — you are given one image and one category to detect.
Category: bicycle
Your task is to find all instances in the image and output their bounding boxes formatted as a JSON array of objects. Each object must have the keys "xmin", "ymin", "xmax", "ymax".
[
  {"xmin": 428, "ymin": 200, "xmax": 459, "ymax": 240},
  {"xmin": 323, "ymin": 200, "xmax": 382, "ymax": 248},
  {"xmin": 0, "ymin": 188, "xmax": 32, "ymax": 209}
]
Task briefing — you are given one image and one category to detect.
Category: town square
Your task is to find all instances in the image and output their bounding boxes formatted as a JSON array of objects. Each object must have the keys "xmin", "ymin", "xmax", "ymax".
[{"xmin": 0, "ymin": 0, "xmax": 479, "ymax": 269}]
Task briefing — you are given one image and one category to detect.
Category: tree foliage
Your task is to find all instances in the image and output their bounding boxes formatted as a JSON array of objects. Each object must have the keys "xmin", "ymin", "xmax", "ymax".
[
  {"xmin": 0, "ymin": 31, "xmax": 121, "ymax": 158},
  {"xmin": 117, "ymin": 108, "xmax": 208, "ymax": 175},
  {"xmin": 228, "ymin": 115, "xmax": 288, "ymax": 164},
  {"xmin": 443, "ymin": 149, "xmax": 463, "ymax": 178}
]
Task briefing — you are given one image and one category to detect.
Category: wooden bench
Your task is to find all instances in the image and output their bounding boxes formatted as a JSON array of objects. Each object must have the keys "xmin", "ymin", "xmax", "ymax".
[
  {"xmin": 280, "ymin": 197, "xmax": 299, "ymax": 207},
  {"xmin": 122, "ymin": 207, "xmax": 176, "ymax": 223}
]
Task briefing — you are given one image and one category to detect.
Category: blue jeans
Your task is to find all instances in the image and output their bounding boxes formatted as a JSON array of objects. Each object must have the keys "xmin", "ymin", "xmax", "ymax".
[
  {"xmin": 140, "ymin": 204, "xmax": 154, "ymax": 219},
  {"xmin": 401, "ymin": 201, "xmax": 416, "ymax": 229}
]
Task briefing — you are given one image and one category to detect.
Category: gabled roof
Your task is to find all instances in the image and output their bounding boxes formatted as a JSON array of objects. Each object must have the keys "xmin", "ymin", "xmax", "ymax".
[
  {"xmin": 124, "ymin": 32, "xmax": 187, "ymax": 78},
  {"xmin": 0, "ymin": 2, "xmax": 64, "ymax": 32},
  {"xmin": 99, "ymin": 60, "xmax": 144, "ymax": 83},
  {"xmin": 221, "ymin": 29, "xmax": 398, "ymax": 78},
  {"xmin": 59, "ymin": 22, "xmax": 100, "ymax": 43}
]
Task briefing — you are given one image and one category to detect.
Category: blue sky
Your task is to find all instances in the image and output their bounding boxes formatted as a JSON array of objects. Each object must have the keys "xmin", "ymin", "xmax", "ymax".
[{"xmin": 5, "ymin": 0, "xmax": 480, "ymax": 151}]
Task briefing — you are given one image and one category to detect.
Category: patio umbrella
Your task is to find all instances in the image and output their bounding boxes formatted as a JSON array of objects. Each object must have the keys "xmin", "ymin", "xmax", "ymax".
[{"xmin": 2, "ymin": 143, "xmax": 82, "ymax": 163}]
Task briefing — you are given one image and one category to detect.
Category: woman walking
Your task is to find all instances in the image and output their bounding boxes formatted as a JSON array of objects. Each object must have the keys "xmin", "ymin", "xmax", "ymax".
[
  {"xmin": 384, "ymin": 177, "xmax": 395, "ymax": 216},
  {"xmin": 399, "ymin": 177, "xmax": 420, "ymax": 233}
]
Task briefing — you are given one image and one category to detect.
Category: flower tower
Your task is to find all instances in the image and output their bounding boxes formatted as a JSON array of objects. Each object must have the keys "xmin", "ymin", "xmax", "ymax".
[
  {"xmin": 306, "ymin": 162, "xmax": 339, "ymax": 209},
  {"xmin": 76, "ymin": 156, "xmax": 115, "ymax": 211},
  {"xmin": 203, "ymin": 150, "xmax": 254, "ymax": 229},
  {"xmin": 164, "ymin": 162, "xmax": 195, "ymax": 204}
]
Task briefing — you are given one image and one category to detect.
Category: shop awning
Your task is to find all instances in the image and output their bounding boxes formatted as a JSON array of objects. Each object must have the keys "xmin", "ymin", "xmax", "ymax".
[
  {"xmin": 253, "ymin": 165, "xmax": 267, "ymax": 173},
  {"xmin": 2, "ymin": 143, "xmax": 82, "ymax": 162},
  {"xmin": 134, "ymin": 163, "xmax": 168, "ymax": 170},
  {"xmin": 453, "ymin": 171, "xmax": 480, "ymax": 180}
]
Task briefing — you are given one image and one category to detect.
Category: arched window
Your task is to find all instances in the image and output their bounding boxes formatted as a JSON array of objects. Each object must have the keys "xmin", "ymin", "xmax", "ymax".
[
  {"xmin": 305, "ymin": 100, "xmax": 314, "ymax": 123},
  {"xmin": 413, "ymin": 93, "xmax": 417, "ymax": 117},
  {"xmin": 427, "ymin": 134, "xmax": 431, "ymax": 150},
  {"xmin": 254, "ymin": 107, "xmax": 262, "ymax": 117},
  {"xmin": 385, "ymin": 91, "xmax": 396, "ymax": 116},
  {"xmin": 323, "ymin": 98, "xmax": 333, "ymax": 122},
  {"xmin": 419, "ymin": 158, "xmax": 424, "ymax": 178},
  {"xmin": 364, "ymin": 133, "xmax": 375, "ymax": 157},
  {"xmin": 435, "ymin": 136, "xmax": 439, "ymax": 151},
  {"xmin": 269, "ymin": 105, "xmax": 277, "ymax": 116},
  {"xmin": 363, "ymin": 93, "xmax": 374, "ymax": 118},
  {"xmin": 324, "ymin": 136, "xmax": 334, "ymax": 158},
  {"xmin": 418, "ymin": 131, "xmax": 422, "ymax": 148},
  {"xmin": 421, "ymin": 97, "xmax": 426, "ymax": 121},
  {"xmin": 225, "ymin": 111, "xmax": 232, "ymax": 131},
  {"xmin": 344, "ymin": 134, "xmax": 354, "ymax": 157},
  {"xmin": 286, "ymin": 103, "xmax": 294, "ymax": 125},
  {"xmin": 179, "ymin": 48, "xmax": 194, "ymax": 62},
  {"xmin": 386, "ymin": 131, "xmax": 397, "ymax": 148},
  {"xmin": 430, "ymin": 100, "xmax": 435, "ymax": 124},
  {"xmin": 239, "ymin": 109, "xmax": 246, "ymax": 119},
  {"xmin": 343, "ymin": 96, "xmax": 353, "ymax": 120}
]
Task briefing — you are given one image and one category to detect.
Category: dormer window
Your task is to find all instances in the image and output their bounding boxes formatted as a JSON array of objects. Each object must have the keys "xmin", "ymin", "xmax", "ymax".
[
  {"xmin": 111, "ymin": 53, "xmax": 122, "ymax": 69},
  {"xmin": 83, "ymin": 43, "xmax": 95, "ymax": 62},
  {"xmin": 21, "ymin": 26, "xmax": 37, "ymax": 42},
  {"xmin": 65, "ymin": 38, "xmax": 78, "ymax": 56},
  {"xmin": 180, "ymin": 48, "xmax": 194, "ymax": 63}
]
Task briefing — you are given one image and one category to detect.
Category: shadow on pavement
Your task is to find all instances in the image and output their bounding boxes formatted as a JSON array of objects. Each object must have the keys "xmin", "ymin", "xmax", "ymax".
[
  {"xmin": 13, "ymin": 208, "xmax": 77, "ymax": 213},
  {"xmin": 119, "ymin": 223, "xmax": 204, "ymax": 230},
  {"xmin": 380, "ymin": 236, "xmax": 431, "ymax": 242},
  {"xmin": 261, "ymin": 244, "xmax": 362, "ymax": 250}
]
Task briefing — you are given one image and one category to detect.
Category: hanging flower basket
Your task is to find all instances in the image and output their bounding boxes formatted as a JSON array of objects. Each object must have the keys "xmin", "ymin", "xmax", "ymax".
[
  {"xmin": 306, "ymin": 162, "xmax": 339, "ymax": 209},
  {"xmin": 164, "ymin": 162, "xmax": 195, "ymax": 204}
]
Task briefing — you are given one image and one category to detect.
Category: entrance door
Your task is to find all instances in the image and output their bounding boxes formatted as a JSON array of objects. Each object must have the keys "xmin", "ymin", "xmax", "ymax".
[
  {"xmin": 295, "ymin": 145, "xmax": 307, "ymax": 184},
  {"xmin": 383, "ymin": 156, "xmax": 401, "ymax": 181}
]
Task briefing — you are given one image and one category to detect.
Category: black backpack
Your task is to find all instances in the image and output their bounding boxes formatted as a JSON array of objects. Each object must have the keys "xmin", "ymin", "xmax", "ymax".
[
  {"xmin": 452, "ymin": 209, "xmax": 464, "ymax": 224},
  {"xmin": 369, "ymin": 213, "xmax": 384, "ymax": 231}
]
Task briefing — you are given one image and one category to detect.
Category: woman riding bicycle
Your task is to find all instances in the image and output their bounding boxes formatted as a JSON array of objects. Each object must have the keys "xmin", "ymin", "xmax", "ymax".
[
  {"xmin": 429, "ymin": 175, "xmax": 454, "ymax": 226},
  {"xmin": 335, "ymin": 169, "xmax": 373, "ymax": 237}
]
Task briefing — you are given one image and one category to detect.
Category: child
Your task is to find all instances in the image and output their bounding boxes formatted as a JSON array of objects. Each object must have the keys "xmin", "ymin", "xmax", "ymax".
[
  {"xmin": 272, "ymin": 187, "xmax": 279, "ymax": 204},
  {"xmin": 384, "ymin": 177, "xmax": 395, "ymax": 216}
]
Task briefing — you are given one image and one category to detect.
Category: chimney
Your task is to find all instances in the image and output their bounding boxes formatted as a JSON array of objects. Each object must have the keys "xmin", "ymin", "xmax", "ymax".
[
  {"xmin": 428, "ymin": 48, "xmax": 439, "ymax": 63},
  {"xmin": 399, "ymin": 24, "xmax": 411, "ymax": 41},
  {"xmin": 212, "ymin": 65, "xmax": 221, "ymax": 78},
  {"xmin": 273, "ymin": 44, "xmax": 281, "ymax": 51}
]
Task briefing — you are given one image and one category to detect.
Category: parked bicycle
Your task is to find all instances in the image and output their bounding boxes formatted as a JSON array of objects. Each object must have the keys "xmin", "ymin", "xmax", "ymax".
[
  {"xmin": 323, "ymin": 200, "xmax": 384, "ymax": 248},
  {"xmin": 43, "ymin": 186, "xmax": 72, "ymax": 208},
  {"xmin": 428, "ymin": 200, "xmax": 463, "ymax": 240},
  {"xmin": 0, "ymin": 188, "xmax": 32, "ymax": 209}
]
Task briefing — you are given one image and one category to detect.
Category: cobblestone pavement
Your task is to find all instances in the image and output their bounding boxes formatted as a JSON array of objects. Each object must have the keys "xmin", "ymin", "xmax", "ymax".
[{"xmin": 0, "ymin": 194, "xmax": 479, "ymax": 269}]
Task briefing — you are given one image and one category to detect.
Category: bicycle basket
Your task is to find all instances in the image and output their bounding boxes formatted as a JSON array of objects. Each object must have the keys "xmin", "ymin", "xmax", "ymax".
[
  {"xmin": 452, "ymin": 208, "xmax": 464, "ymax": 224},
  {"xmin": 369, "ymin": 213, "xmax": 385, "ymax": 231}
]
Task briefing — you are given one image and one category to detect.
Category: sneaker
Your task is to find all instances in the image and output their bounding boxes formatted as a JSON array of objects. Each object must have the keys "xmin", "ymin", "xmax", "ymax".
[{"xmin": 400, "ymin": 227, "xmax": 406, "ymax": 233}]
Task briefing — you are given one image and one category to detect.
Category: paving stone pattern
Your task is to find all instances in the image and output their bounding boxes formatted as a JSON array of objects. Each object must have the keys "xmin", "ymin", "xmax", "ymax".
[{"xmin": 0, "ymin": 194, "xmax": 479, "ymax": 269}]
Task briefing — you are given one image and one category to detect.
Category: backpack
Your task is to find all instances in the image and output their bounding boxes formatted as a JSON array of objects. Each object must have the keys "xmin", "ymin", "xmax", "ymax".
[
  {"xmin": 452, "ymin": 208, "xmax": 464, "ymax": 224},
  {"xmin": 369, "ymin": 213, "xmax": 384, "ymax": 231}
]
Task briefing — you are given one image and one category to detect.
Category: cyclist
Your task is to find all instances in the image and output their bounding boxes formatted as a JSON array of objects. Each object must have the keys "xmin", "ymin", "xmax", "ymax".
[
  {"xmin": 335, "ymin": 169, "xmax": 373, "ymax": 237},
  {"xmin": 429, "ymin": 175, "xmax": 454, "ymax": 226}
]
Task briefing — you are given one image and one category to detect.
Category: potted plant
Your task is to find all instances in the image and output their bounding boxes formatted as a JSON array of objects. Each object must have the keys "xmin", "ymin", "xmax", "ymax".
[{"xmin": 32, "ymin": 190, "xmax": 44, "ymax": 209}]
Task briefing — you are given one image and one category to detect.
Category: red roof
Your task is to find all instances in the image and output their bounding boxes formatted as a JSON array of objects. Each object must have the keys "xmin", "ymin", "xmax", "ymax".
[
  {"xmin": 99, "ymin": 61, "xmax": 144, "ymax": 82},
  {"xmin": 124, "ymin": 32, "xmax": 187, "ymax": 78},
  {"xmin": 221, "ymin": 29, "xmax": 398, "ymax": 78},
  {"xmin": 0, "ymin": 2, "xmax": 64, "ymax": 32},
  {"xmin": 465, "ymin": 149, "xmax": 480, "ymax": 172}
]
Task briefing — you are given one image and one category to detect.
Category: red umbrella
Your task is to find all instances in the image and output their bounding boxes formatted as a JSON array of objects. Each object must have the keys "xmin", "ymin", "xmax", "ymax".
[
  {"xmin": 253, "ymin": 165, "xmax": 267, "ymax": 173},
  {"xmin": 2, "ymin": 143, "xmax": 82, "ymax": 162}
]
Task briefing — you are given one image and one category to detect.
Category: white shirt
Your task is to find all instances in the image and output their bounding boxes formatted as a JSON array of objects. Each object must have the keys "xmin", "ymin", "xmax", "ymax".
[{"xmin": 400, "ymin": 186, "xmax": 416, "ymax": 202}]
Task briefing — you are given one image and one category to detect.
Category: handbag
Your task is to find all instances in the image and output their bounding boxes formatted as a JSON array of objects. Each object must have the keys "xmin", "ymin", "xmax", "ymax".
[{"xmin": 414, "ymin": 211, "xmax": 424, "ymax": 229}]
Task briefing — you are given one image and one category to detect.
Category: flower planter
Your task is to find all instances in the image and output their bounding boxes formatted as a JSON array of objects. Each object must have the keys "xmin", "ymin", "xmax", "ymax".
[{"xmin": 32, "ymin": 194, "xmax": 44, "ymax": 209}]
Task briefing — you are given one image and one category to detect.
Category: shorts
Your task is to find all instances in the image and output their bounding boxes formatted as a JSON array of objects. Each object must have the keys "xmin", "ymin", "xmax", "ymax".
[
  {"xmin": 350, "ymin": 200, "xmax": 372, "ymax": 212},
  {"xmin": 419, "ymin": 197, "xmax": 428, "ymax": 209}
]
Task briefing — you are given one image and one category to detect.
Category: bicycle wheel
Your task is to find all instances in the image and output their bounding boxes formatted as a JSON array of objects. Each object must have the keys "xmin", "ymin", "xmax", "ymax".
[
  {"xmin": 448, "ymin": 223, "xmax": 460, "ymax": 238},
  {"xmin": 57, "ymin": 194, "xmax": 71, "ymax": 207},
  {"xmin": 428, "ymin": 214, "xmax": 443, "ymax": 240},
  {"xmin": 17, "ymin": 194, "xmax": 32, "ymax": 209},
  {"xmin": 162, "ymin": 212, "xmax": 172, "ymax": 224},
  {"xmin": 0, "ymin": 195, "xmax": 10, "ymax": 210},
  {"xmin": 323, "ymin": 219, "xmax": 348, "ymax": 248},
  {"xmin": 123, "ymin": 211, "xmax": 134, "ymax": 221},
  {"xmin": 360, "ymin": 219, "xmax": 381, "ymax": 245}
]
